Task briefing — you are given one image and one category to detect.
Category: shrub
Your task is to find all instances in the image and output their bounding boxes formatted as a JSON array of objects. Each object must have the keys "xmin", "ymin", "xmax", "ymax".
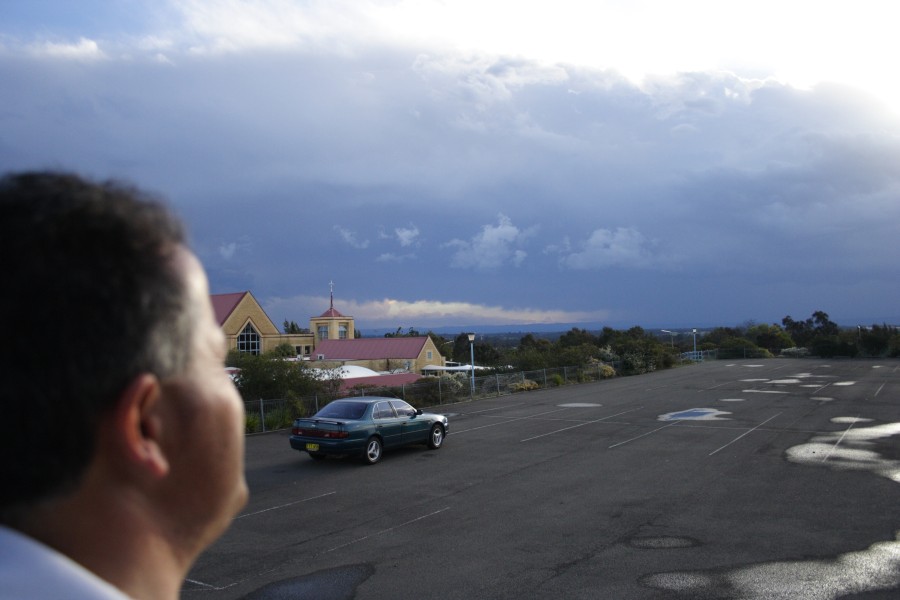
[
  {"xmin": 510, "ymin": 379, "xmax": 540, "ymax": 392},
  {"xmin": 599, "ymin": 364, "xmax": 616, "ymax": 379},
  {"xmin": 550, "ymin": 373, "xmax": 564, "ymax": 386},
  {"xmin": 245, "ymin": 413, "xmax": 261, "ymax": 434}
]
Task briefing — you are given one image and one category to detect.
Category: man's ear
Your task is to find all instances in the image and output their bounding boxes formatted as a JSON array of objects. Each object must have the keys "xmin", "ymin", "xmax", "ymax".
[{"xmin": 109, "ymin": 373, "xmax": 170, "ymax": 479}]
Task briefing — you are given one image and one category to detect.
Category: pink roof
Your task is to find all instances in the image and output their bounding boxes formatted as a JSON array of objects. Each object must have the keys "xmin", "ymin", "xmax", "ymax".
[
  {"xmin": 210, "ymin": 292, "xmax": 248, "ymax": 326},
  {"xmin": 313, "ymin": 337, "xmax": 429, "ymax": 360}
]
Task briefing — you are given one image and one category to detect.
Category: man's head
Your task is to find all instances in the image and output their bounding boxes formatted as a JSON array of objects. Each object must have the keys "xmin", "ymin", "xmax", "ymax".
[{"xmin": 0, "ymin": 172, "xmax": 246, "ymax": 534}]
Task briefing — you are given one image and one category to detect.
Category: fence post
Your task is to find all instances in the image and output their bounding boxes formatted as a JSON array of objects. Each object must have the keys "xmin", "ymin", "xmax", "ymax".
[
  {"xmin": 496, "ymin": 374, "xmax": 501, "ymax": 397},
  {"xmin": 542, "ymin": 369, "xmax": 547, "ymax": 387},
  {"xmin": 259, "ymin": 399, "xmax": 266, "ymax": 433},
  {"xmin": 438, "ymin": 377, "xmax": 442, "ymax": 405}
]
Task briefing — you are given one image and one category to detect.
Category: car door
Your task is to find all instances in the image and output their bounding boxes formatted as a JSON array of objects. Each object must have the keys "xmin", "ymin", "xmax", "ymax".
[
  {"xmin": 391, "ymin": 399, "xmax": 429, "ymax": 445},
  {"xmin": 372, "ymin": 401, "xmax": 404, "ymax": 448}
]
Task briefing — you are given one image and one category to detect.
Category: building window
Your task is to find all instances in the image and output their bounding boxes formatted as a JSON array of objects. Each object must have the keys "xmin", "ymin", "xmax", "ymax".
[
  {"xmin": 318, "ymin": 325, "xmax": 329, "ymax": 340},
  {"xmin": 237, "ymin": 323, "xmax": 261, "ymax": 355},
  {"xmin": 339, "ymin": 323, "xmax": 348, "ymax": 339},
  {"xmin": 427, "ymin": 350, "xmax": 433, "ymax": 360}
]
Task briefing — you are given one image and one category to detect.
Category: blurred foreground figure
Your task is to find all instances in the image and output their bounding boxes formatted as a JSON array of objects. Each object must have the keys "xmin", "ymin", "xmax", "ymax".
[{"xmin": 0, "ymin": 172, "xmax": 248, "ymax": 599}]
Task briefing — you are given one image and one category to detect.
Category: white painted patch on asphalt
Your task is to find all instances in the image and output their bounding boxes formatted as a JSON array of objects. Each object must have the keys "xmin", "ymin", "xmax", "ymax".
[
  {"xmin": 644, "ymin": 533, "xmax": 900, "ymax": 598},
  {"xmin": 558, "ymin": 403, "xmax": 602, "ymax": 408},
  {"xmin": 741, "ymin": 378, "xmax": 769, "ymax": 382},
  {"xmin": 811, "ymin": 397, "xmax": 834, "ymax": 401},
  {"xmin": 834, "ymin": 381, "xmax": 856, "ymax": 386},
  {"xmin": 832, "ymin": 417, "xmax": 873, "ymax": 424},
  {"xmin": 769, "ymin": 379, "xmax": 802, "ymax": 384},
  {"xmin": 742, "ymin": 389, "xmax": 789, "ymax": 394},
  {"xmin": 646, "ymin": 418, "xmax": 900, "ymax": 597},
  {"xmin": 719, "ymin": 399, "xmax": 745, "ymax": 402}
]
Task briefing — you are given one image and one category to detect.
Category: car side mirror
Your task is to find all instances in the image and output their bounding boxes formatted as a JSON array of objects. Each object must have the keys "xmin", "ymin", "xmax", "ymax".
[{"xmin": 415, "ymin": 408, "xmax": 423, "ymax": 415}]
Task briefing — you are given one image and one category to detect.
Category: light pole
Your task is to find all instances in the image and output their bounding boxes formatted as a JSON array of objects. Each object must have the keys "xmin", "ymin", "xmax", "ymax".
[
  {"xmin": 692, "ymin": 328, "xmax": 698, "ymax": 361},
  {"xmin": 467, "ymin": 333, "xmax": 476, "ymax": 398},
  {"xmin": 661, "ymin": 329, "xmax": 675, "ymax": 348}
]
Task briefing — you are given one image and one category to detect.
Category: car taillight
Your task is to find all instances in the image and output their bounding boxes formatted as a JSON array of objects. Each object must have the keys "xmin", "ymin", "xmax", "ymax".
[{"xmin": 292, "ymin": 428, "xmax": 349, "ymax": 439}]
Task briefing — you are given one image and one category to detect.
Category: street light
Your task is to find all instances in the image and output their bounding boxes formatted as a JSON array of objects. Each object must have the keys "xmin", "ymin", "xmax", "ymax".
[
  {"xmin": 661, "ymin": 329, "xmax": 675, "ymax": 348},
  {"xmin": 692, "ymin": 328, "xmax": 698, "ymax": 360},
  {"xmin": 467, "ymin": 333, "xmax": 476, "ymax": 398}
]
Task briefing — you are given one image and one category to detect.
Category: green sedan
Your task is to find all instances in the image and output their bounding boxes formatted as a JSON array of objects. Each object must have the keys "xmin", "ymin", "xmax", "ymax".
[{"xmin": 289, "ymin": 397, "xmax": 449, "ymax": 464}]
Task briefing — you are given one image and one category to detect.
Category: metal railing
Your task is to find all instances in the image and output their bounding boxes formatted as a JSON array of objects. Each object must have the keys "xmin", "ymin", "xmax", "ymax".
[{"xmin": 243, "ymin": 362, "xmax": 619, "ymax": 434}]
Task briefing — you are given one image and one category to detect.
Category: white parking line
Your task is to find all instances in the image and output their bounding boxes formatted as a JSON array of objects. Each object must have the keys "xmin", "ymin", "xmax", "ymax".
[
  {"xmin": 323, "ymin": 507, "xmax": 451, "ymax": 554},
  {"xmin": 874, "ymin": 383, "xmax": 886, "ymax": 397},
  {"xmin": 235, "ymin": 491, "xmax": 337, "ymax": 519},
  {"xmin": 823, "ymin": 418, "xmax": 858, "ymax": 462},
  {"xmin": 453, "ymin": 407, "xmax": 575, "ymax": 434},
  {"xmin": 608, "ymin": 422, "xmax": 681, "ymax": 449},
  {"xmin": 708, "ymin": 413, "xmax": 782, "ymax": 456},
  {"xmin": 519, "ymin": 407, "xmax": 644, "ymax": 443}
]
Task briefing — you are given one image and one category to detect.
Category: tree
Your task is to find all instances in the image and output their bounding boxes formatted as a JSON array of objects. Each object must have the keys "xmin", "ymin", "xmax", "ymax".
[
  {"xmin": 384, "ymin": 326, "xmax": 421, "ymax": 338},
  {"xmin": 227, "ymin": 350, "xmax": 318, "ymax": 401},
  {"xmin": 282, "ymin": 320, "xmax": 307, "ymax": 334}
]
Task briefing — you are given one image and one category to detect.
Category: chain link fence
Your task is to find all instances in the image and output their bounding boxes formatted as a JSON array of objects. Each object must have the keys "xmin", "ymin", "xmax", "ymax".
[{"xmin": 244, "ymin": 362, "xmax": 619, "ymax": 434}]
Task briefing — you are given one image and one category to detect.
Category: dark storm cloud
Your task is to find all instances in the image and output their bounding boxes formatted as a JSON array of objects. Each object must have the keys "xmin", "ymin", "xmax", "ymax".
[{"xmin": 1, "ymin": 33, "xmax": 898, "ymax": 327}]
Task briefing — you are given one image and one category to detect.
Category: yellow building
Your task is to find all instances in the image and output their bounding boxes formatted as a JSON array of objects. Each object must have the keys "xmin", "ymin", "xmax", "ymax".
[
  {"xmin": 211, "ymin": 289, "xmax": 445, "ymax": 375},
  {"xmin": 212, "ymin": 291, "xmax": 323, "ymax": 357}
]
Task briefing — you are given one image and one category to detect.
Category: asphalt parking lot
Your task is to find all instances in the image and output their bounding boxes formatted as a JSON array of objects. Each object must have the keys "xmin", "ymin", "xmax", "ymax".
[{"xmin": 184, "ymin": 358, "xmax": 900, "ymax": 599}]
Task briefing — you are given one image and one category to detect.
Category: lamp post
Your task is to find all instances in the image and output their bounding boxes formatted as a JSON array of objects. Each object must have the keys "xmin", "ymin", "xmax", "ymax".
[
  {"xmin": 661, "ymin": 329, "xmax": 675, "ymax": 348},
  {"xmin": 467, "ymin": 333, "xmax": 476, "ymax": 398},
  {"xmin": 692, "ymin": 328, "xmax": 698, "ymax": 361}
]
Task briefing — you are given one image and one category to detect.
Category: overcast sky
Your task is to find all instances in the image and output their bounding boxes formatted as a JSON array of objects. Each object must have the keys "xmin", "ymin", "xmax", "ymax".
[{"xmin": 3, "ymin": 0, "xmax": 899, "ymax": 331}]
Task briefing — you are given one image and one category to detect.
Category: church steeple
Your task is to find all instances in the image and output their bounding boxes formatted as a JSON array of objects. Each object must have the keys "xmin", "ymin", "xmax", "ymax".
[{"xmin": 319, "ymin": 281, "xmax": 344, "ymax": 318}]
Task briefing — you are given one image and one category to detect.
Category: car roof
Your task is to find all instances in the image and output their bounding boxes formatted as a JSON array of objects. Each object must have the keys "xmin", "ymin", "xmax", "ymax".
[{"xmin": 331, "ymin": 396, "xmax": 401, "ymax": 404}]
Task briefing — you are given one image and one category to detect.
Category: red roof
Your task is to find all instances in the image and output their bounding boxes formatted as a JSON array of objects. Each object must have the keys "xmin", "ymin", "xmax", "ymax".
[
  {"xmin": 210, "ymin": 292, "xmax": 248, "ymax": 326},
  {"xmin": 318, "ymin": 307, "xmax": 345, "ymax": 318},
  {"xmin": 313, "ymin": 337, "xmax": 429, "ymax": 360}
]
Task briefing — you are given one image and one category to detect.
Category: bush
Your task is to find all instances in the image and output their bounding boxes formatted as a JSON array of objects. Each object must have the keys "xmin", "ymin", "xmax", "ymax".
[
  {"xmin": 550, "ymin": 373, "xmax": 564, "ymax": 386},
  {"xmin": 599, "ymin": 364, "xmax": 616, "ymax": 379},
  {"xmin": 510, "ymin": 379, "xmax": 540, "ymax": 392},
  {"xmin": 245, "ymin": 413, "xmax": 261, "ymax": 434}
]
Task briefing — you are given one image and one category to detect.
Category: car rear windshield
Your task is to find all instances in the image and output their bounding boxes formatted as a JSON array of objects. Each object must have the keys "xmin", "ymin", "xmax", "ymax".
[{"xmin": 315, "ymin": 401, "xmax": 368, "ymax": 420}]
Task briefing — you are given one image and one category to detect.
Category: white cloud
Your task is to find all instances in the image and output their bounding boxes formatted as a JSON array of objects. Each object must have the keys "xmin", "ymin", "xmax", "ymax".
[
  {"xmin": 30, "ymin": 37, "xmax": 106, "ymax": 60},
  {"xmin": 560, "ymin": 227, "xmax": 656, "ymax": 270},
  {"xmin": 394, "ymin": 225, "xmax": 420, "ymax": 247},
  {"xmin": 446, "ymin": 214, "xmax": 532, "ymax": 270},
  {"xmin": 334, "ymin": 226, "xmax": 369, "ymax": 249},
  {"xmin": 264, "ymin": 294, "xmax": 610, "ymax": 326},
  {"xmin": 218, "ymin": 242, "xmax": 237, "ymax": 260}
]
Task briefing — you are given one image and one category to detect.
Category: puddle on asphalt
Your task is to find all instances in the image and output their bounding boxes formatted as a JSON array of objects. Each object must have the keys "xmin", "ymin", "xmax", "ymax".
[
  {"xmin": 643, "ymin": 417, "xmax": 900, "ymax": 597},
  {"xmin": 658, "ymin": 408, "xmax": 731, "ymax": 421},
  {"xmin": 559, "ymin": 403, "xmax": 602, "ymax": 408},
  {"xmin": 243, "ymin": 564, "xmax": 374, "ymax": 600}
]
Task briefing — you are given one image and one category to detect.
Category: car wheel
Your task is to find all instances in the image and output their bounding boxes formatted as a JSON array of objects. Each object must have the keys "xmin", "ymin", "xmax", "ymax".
[
  {"xmin": 363, "ymin": 436, "xmax": 382, "ymax": 465},
  {"xmin": 309, "ymin": 452, "xmax": 326, "ymax": 460},
  {"xmin": 427, "ymin": 424, "xmax": 444, "ymax": 449}
]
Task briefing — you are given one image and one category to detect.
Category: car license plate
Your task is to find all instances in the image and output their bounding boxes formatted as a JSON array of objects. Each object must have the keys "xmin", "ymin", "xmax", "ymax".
[{"xmin": 306, "ymin": 443, "xmax": 319, "ymax": 451}]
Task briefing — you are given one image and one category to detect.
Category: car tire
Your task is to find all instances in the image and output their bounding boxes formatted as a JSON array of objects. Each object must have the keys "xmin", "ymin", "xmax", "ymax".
[
  {"xmin": 309, "ymin": 452, "xmax": 326, "ymax": 461},
  {"xmin": 427, "ymin": 424, "xmax": 444, "ymax": 449},
  {"xmin": 363, "ymin": 436, "xmax": 382, "ymax": 465}
]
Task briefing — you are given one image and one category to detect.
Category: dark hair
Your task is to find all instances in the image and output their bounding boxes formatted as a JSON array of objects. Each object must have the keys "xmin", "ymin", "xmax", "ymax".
[{"xmin": 0, "ymin": 171, "xmax": 194, "ymax": 516}]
